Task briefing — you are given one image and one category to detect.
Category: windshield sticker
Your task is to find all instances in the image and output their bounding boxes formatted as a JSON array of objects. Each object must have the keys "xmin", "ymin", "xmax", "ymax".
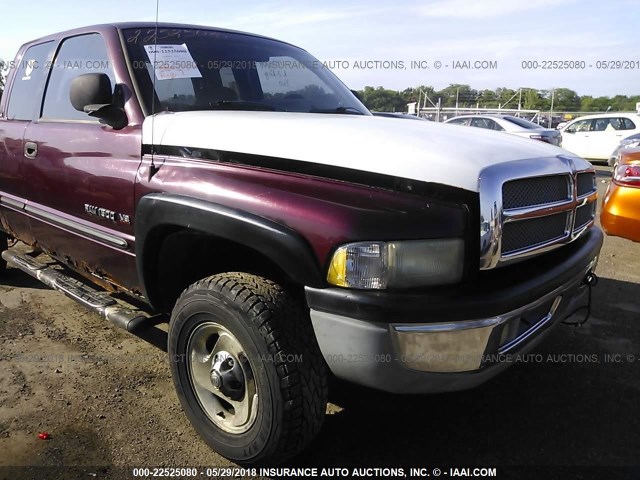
[
  {"xmin": 144, "ymin": 44, "xmax": 202, "ymax": 81},
  {"xmin": 127, "ymin": 29, "xmax": 227, "ymax": 45}
]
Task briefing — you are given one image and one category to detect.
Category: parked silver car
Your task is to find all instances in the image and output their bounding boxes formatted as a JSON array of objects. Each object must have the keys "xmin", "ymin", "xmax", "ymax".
[{"xmin": 444, "ymin": 114, "xmax": 562, "ymax": 145}]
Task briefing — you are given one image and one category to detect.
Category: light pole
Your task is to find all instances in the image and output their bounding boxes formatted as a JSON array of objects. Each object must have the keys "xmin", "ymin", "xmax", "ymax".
[{"xmin": 549, "ymin": 89, "xmax": 555, "ymax": 129}]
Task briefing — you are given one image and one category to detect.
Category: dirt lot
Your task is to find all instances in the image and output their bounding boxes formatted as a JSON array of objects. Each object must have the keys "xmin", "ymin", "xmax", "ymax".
[{"xmin": 0, "ymin": 165, "xmax": 639, "ymax": 479}]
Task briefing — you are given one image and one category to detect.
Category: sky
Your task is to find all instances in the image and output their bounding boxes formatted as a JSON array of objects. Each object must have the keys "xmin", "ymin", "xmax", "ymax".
[{"xmin": 1, "ymin": 0, "xmax": 639, "ymax": 97}]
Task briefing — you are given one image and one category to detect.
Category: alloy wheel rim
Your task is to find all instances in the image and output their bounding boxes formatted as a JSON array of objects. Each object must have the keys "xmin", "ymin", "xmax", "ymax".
[{"xmin": 187, "ymin": 321, "xmax": 258, "ymax": 434}]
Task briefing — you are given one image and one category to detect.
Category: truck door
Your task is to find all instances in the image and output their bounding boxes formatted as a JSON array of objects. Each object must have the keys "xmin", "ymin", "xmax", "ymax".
[
  {"xmin": 21, "ymin": 31, "xmax": 144, "ymax": 292},
  {"xmin": 0, "ymin": 41, "xmax": 55, "ymax": 244}
]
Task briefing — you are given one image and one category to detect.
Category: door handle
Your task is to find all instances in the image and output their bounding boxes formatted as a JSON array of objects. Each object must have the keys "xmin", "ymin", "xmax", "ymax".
[{"xmin": 24, "ymin": 142, "xmax": 38, "ymax": 159}]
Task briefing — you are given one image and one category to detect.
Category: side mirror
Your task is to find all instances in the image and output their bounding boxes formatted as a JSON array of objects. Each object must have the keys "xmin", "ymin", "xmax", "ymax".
[{"xmin": 70, "ymin": 73, "xmax": 127, "ymax": 130}]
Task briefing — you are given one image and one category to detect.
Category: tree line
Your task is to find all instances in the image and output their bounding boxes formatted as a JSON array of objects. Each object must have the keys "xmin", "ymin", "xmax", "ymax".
[{"xmin": 357, "ymin": 84, "xmax": 640, "ymax": 113}]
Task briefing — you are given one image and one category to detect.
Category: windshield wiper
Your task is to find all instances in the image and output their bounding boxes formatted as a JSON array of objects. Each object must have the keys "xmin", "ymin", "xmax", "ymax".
[
  {"xmin": 311, "ymin": 106, "xmax": 366, "ymax": 115},
  {"xmin": 215, "ymin": 101, "xmax": 277, "ymax": 112}
]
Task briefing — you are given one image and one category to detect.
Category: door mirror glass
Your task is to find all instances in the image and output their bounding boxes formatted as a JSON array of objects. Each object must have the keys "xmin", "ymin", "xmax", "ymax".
[
  {"xmin": 69, "ymin": 73, "xmax": 127, "ymax": 130},
  {"xmin": 70, "ymin": 73, "xmax": 113, "ymax": 113}
]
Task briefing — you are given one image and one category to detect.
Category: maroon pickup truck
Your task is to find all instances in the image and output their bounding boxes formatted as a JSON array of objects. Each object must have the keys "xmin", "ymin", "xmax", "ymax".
[{"xmin": 0, "ymin": 23, "xmax": 602, "ymax": 465}]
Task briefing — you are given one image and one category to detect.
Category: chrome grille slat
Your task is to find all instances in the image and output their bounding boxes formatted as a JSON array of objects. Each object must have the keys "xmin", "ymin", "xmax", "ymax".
[
  {"xmin": 502, "ymin": 175, "xmax": 570, "ymax": 210},
  {"xmin": 576, "ymin": 172, "xmax": 596, "ymax": 198},
  {"xmin": 574, "ymin": 202, "xmax": 596, "ymax": 230},
  {"xmin": 478, "ymin": 156, "xmax": 598, "ymax": 270},
  {"xmin": 501, "ymin": 212, "xmax": 570, "ymax": 255}
]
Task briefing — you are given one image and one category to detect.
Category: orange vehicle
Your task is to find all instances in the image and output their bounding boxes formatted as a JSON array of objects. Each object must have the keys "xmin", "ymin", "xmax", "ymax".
[{"xmin": 601, "ymin": 149, "xmax": 640, "ymax": 242}]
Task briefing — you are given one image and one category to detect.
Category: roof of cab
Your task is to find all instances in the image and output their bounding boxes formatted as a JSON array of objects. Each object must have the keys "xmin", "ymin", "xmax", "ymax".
[{"xmin": 19, "ymin": 22, "xmax": 290, "ymax": 51}]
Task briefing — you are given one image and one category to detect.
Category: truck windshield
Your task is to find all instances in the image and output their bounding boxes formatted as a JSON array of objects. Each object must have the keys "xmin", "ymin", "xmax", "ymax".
[{"xmin": 123, "ymin": 28, "xmax": 368, "ymax": 115}]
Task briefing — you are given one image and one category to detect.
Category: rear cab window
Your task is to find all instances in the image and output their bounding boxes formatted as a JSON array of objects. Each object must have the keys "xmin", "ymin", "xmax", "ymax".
[{"xmin": 5, "ymin": 42, "xmax": 55, "ymax": 121}]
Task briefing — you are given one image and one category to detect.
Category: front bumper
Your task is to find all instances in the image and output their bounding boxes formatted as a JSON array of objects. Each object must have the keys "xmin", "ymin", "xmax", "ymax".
[{"xmin": 306, "ymin": 228, "xmax": 603, "ymax": 394}]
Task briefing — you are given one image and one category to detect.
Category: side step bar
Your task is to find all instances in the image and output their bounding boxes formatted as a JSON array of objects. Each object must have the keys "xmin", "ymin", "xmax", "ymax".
[{"xmin": 1, "ymin": 250, "xmax": 152, "ymax": 332}]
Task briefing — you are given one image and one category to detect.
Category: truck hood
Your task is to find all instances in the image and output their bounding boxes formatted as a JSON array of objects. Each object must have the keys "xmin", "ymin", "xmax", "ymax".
[{"xmin": 142, "ymin": 111, "xmax": 573, "ymax": 192}]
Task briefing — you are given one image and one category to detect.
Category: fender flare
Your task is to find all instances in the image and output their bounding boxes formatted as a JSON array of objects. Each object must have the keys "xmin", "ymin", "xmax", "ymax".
[{"xmin": 135, "ymin": 193, "xmax": 324, "ymax": 308}]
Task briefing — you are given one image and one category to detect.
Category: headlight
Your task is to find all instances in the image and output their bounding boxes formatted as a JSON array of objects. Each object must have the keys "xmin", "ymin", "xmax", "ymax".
[{"xmin": 326, "ymin": 239, "xmax": 464, "ymax": 289}]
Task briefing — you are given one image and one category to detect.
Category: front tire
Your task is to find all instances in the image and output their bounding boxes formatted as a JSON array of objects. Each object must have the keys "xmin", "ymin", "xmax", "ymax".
[{"xmin": 168, "ymin": 273, "xmax": 327, "ymax": 465}]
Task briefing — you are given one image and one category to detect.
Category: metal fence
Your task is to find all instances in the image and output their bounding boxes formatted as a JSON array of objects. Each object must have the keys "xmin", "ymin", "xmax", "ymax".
[
  {"xmin": 407, "ymin": 103, "xmax": 634, "ymax": 129},
  {"xmin": 407, "ymin": 88, "xmax": 640, "ymax": 128}
]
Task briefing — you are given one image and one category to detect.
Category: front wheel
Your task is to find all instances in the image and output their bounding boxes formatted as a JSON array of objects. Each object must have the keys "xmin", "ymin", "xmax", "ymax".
[{"xmin": 168, "ymin": 273, "xmax": 328, "ymax": 465}]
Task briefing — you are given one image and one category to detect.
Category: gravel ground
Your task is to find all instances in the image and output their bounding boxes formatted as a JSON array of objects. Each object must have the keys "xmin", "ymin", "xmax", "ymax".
[{"xmin": 0, "ymin": 164, "xmax": 638, "ymax": 479}]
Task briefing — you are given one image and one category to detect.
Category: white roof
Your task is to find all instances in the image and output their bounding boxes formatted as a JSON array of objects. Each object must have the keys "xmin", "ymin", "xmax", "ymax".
[{"xmin": 567, "ymin": 112, "xmax": 640, "ymax": 120}]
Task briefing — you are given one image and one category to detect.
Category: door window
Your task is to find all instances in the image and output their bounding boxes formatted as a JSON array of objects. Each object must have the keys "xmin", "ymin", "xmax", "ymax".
[
  {"xmin": 487, "ymin": 119, "xmax": 504, "ymax": 131},
  {"xmin": 566, "ymin": 119, "xmax": 593, "ymax": 133},
  {"xmin": 470, "ymin": 118, "xmax": 503, "ymax": 130},
  {"xmin": 6, "ymin": 42, "xmax": 54, "ymax": 120},
  {"xmin": 447, "ymin": 117, "xmax": 470, "ymax": 126},
  {"xmin": 593, "ymin": 118, "xmax": 618, "ymax": 131},
  {"xmin": 42, "ymin": 34, "xmax": 115, "ymax": 121},
  {"xmin": 601, "ymin": 117, "xmax": 637, "ymax": 131},
  {"xmin": 470, "ymin": 118, "xmax": 490, "ymax": 129}
]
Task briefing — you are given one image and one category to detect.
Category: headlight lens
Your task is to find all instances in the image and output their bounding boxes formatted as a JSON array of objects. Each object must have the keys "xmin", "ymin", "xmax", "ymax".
[{"xmin": 327, "ymin": 239, "xmax": 464, "ymax": 289}]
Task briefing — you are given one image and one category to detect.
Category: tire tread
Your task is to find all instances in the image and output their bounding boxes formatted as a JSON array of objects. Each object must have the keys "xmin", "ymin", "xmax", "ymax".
[{"xmin": 172, "ymin": 272, "xmax": 327, "ymax": 465}]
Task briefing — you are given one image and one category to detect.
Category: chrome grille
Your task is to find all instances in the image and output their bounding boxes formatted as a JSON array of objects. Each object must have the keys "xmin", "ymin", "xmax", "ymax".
[
  {"xmin": 577, "ymin": 172, "xmax": 596, "ymax": 197},
  {"xmin": 479, "ymin": 157, "xmax": 599, "ymax": 269},
  {"xmin": 502, "ymin": 212, "xmax": 570, "ymax": 254},
  {"xmin": 502, "ymin": 175, "xmax": 570, "ymax": 209},
  {"xmin": 574, "ymin": 202, "xmax": 596, "ymax": 230}
]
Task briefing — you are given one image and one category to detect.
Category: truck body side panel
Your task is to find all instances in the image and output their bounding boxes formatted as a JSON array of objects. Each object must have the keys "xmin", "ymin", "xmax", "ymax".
[
  {"xmin": 21, "ymin": 122, "xmax": 143, "ymax": 292},
  {"xmin": 0, "ymin": 120, "xmax": 33, "ymax": 244}
]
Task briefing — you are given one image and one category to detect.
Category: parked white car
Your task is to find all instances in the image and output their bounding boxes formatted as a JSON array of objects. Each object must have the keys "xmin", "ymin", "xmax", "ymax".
[
  {"xmin": 444, "ymin": 115, "xmax": 562, "ymax": 145},
  {"xmin": 559, "ymin": 113, "xmax": 640, "ymax": 161}
]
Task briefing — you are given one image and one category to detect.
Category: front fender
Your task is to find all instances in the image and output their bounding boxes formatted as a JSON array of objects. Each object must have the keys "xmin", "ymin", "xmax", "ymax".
[{"xmin": 135, "ymin": 193, "xmax": 324, "ymax": 308}]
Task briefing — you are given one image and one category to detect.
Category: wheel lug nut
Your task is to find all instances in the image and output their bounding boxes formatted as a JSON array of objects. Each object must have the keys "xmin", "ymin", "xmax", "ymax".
[{"xmin": 210, "ymin": 371, "xmax": 222, "ymax": 388}]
